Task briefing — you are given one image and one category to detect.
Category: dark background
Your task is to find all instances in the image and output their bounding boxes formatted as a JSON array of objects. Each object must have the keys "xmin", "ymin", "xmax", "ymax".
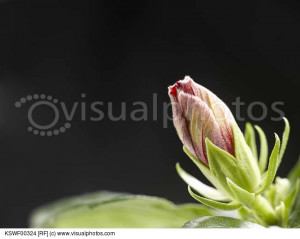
[{"xmin": 0, "ymin": 0, "xmax": 299, "ymax": 227}]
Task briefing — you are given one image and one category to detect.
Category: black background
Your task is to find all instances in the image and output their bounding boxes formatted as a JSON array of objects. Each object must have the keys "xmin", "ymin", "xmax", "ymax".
[{"xmin": 0, "ymin": 0, "xmax": 299, "ymax": 227}]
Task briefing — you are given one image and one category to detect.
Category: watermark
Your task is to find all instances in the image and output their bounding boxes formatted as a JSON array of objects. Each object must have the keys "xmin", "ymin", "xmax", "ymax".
[
  {"xmin": 15, "ymin": 93, "xmax": 285, "ymax": 136},
  {"xmin": 15, "ymin": 94, "xmax": 71, "ymax": 136}
]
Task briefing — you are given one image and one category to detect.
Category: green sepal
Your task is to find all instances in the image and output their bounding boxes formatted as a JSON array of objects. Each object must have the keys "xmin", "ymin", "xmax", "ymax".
[
  {"xmin": 188, "ymin": 186, "xmax": 241, "ymax": 211},
  {"xmin": 176, "ymin": 163, "xmax": 229, "ymax": 201},
  {"xmin": 182, "ymin": 216, "xmax": 264, "ymax": 228},
  {"xmin": 205, "ymin": 139, "xmax": 242, "ymax": 196},
  {"xmin": 256, "ymin": 133, "xmax": 280, "ymax": 194},
  {"xmin": 183, "ymin": 146, "xmax": 227, "ymax": 196},
  {"xmin": 226, "ymin": 178, "xmax": 255, "ymax": 205},
  {"xmin": 244, "ymin": 122, "xmax": 258, "ymax": 160},
  {"xmin": 232, "ymin": 122, "xmax": 261, "ymax": 192},
  {"xmin": 278, "ymin": 117, "xmax": 290, "ymax": 167},
  {"xmin": 288, "ymin": 157, "xmax": 300, "ymax": 187},
  {"xmin": 254, "ymin": 125, "xmax": 269, "ymax": 173}
]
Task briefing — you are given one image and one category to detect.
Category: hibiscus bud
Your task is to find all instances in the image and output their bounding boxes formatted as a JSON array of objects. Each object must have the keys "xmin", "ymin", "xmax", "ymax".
[
  {"xmin": 168, "ymin": 76, "xmax": 235, "ymax": 166},
  {"xmin": 170, "ymin": 77, "xmax": 290, "ymax": 226}
]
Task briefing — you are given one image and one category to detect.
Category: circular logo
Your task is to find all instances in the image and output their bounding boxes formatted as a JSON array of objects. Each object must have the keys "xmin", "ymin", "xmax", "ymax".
[{"xmin": 15, "ymin": 94, "xmax": 71, "ymax": 136}]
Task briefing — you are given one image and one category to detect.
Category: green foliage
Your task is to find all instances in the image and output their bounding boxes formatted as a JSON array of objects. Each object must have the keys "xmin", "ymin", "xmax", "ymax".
[
  {"xmin": 278, "ymin": 118, "xmax": 290, "ymax": 167},
  {"xmin": 285, "ymin": 157, "xmax": 300, "ymax": 227},
  {"xmin": 245, "ymin": 123, "xmax": 258, "ymax": 160},
  {"xmin": 30, "ymin": 191, "xmax": 215, "ymax": 228},
  {"xmin": 256, "ymin": 134, "xmax": 280, "ymax": 194},
  {"xmin": 29, "ymin": 117, "xmax": 299, "ymax": 228},
  {"xmin": 287, "ymin": 181, "xmax": 300, "ymax": 228},
  {"xmin": 182, "ymin": 216, "xmax": 263, "ymax": 228},
  {"xmin": 176, "ymin": 163, "xmax": 229, "ymax": 201},
  {"xmin": 188, "ymin": 187, "xmax": 241, "ymax": 211},
  {"xmin": 226, "ymin": 178, "xmax": 255, "ymax": 205},
  {"xmin": 288, "ymin": 157, "xmax": 300, "ymax": 187},
  {"xmin": 232, "ymin": 122, "xmax": 261, "ymax": 192},
  {"xmin": 254, "ymin": 125, "xmax": 268, "ymax": 173}
]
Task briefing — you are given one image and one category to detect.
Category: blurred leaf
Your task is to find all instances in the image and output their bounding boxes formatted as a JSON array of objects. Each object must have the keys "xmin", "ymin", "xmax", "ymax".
[
  {"xmin": 30, "ymin": 191, "xmax": 215, "ymax": 228},
  {"xmin": 182, "ymin": 216, "xmax": 263, "ymax": 228},
  {"xmin": 287, "ymin": 181, "xmax": 300, "ymax": 228},
  {"xmin": 283, "ymin": 181, "xmax": 299, "ymax": 227},
  {"xmin": 288, "ymin": 157, "xmax": 300, "ymax": 187}
]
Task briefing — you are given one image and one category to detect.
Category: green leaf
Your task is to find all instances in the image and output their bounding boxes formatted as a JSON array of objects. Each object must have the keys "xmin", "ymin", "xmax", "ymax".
[
  {"xmin": 188, "ymin": 186, "xmax": 241, "ymax": 211},
  {"xmin": 245, "ymin": 122, "xmax": 258, "ymax": 160},
  {"xmin": 226, "ymin": 178, "xmax": 255, "ymax": 205},
  {"xmin": 182, "ymin": 216, "xmax": 264, "ymax": 228},
  {"xmin": 288, "ymin": 157, "xmax": 300, "ymax": 187},
  {"xmin": 30, "ymin": 191, "xmax": 215, "ymax": 228},
  {"xmin": 30, "ymin": 191, "xmax": 127, "ymax": 227},
  {"xmin": 256, "ymin": 134, "xmax": 280, "ymax": 194},
  {"xmin": 278, "ymin": 117, "xmax": 290, "ymax": 167},
  {"xmin": 287, "ymin": 180, "xmax": 300, "ymax": 228},
  {"xmin": 176, "ymin": 163, "xmax": 229, "ymax": 201},
  {"xmin": 254, "ymin": 125, "xmax": 269, "ymax": 173}
]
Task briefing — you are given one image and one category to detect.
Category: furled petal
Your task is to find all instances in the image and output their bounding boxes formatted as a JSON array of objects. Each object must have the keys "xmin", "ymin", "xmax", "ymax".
[
  {"xmin": 168, "ymin": 76, "xmax": 235, "ymax": 166},
  {"xmin": 177, "ymin": 92, "xmax": 226, "ymax": 165},
  {"xmin": 175, "ymin": 76, "xmax": 235, "ymax": 156},
  {"xmin": 169, "ymin": 89, "xmax": 196, "ymax": 158}
]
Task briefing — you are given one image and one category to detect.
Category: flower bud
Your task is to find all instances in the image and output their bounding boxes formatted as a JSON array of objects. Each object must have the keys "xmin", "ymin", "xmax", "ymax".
[
  {"xmin": 170, "ymin": 76, "xmax": 262, "ymax": 194},
  {"xmin": 170, "ymin": 77, "xmax": 291, "ymax": 227},
  {"xmin": 168, "ymin": 76, "xmax": 235, "ymax": 166}
]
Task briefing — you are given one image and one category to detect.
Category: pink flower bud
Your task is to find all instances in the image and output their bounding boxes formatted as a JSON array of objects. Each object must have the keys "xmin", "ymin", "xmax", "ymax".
[{"xmin": 168, "ymin": 76, "xmax": 235, "ymax": 166}]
